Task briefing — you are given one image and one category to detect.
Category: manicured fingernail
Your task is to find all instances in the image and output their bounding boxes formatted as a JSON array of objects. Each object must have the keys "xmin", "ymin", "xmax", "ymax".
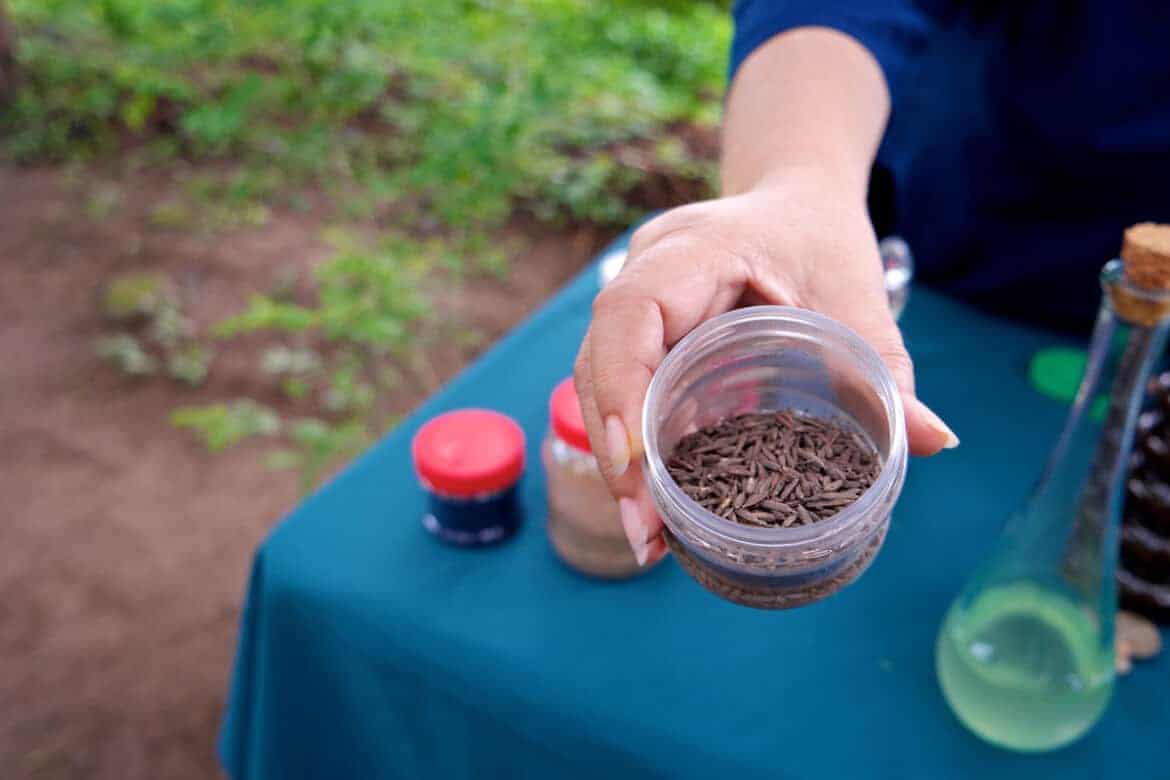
[
  {"xmin": 639, "ymin": 536, "xmax": 667, "ymax": 568},
  {"xmin": 918, "ymin": 401, "xmax": 959, "ymax": 449},
  {"xmin": 605, "ymin": 415, "xmax": 630, "ymax": 477},
  {"xmin": 619, "ymin": 497, "xmax": 647, "ymax": 558}
]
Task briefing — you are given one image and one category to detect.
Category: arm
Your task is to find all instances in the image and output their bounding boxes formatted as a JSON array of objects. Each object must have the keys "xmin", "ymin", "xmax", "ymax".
[
  {"xmin": 574, "ymin": 17, "xmax": 954, "ymax": 567},
  {"xmin": 721, "ymin": 27, "xmax": 890, "ymax": 201}
]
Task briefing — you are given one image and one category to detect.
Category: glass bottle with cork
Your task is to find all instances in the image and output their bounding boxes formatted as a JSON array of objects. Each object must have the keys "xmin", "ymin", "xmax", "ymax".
[{"xmin": 936, "ymin": 223, "xmax": 1170, "ymax": 752}]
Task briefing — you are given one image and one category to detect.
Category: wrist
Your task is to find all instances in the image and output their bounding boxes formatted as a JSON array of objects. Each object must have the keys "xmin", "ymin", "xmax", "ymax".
[{"xmin": 743, "ymin": 162, "xmax": 870, "ymax": 210}]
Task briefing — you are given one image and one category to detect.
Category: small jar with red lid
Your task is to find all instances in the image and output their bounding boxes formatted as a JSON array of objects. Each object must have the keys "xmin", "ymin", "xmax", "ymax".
[
  {"xmin": 412, "ymin": 409, "xmax": 526, "ymax": 546},
  {"xmin": 543, "ymin": 378, "xmax": 650, "ymax": 578}
]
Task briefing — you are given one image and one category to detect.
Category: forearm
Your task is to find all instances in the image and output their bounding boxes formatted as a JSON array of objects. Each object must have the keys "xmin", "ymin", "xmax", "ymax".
[{"xmin": 721, "ymin": 27, "xmax": 891, "ymax": 203}]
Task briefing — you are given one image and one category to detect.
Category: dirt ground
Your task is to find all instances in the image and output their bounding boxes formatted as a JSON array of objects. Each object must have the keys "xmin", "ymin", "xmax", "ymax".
[{"xmin": 0, "ymin": 164, "xmax": 608, "ymax": 778}]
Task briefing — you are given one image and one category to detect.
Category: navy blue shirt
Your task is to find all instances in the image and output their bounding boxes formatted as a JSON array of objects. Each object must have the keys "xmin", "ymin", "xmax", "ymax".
[{"xmin": 731, "ymin": 1, "xmax": 1170, "ymax": 332}]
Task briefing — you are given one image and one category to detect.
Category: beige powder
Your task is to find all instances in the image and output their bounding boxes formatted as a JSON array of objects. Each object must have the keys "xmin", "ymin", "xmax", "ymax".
[{"xmin": 542, "ymin": 436, "xmax": 647, "ymax": 579}]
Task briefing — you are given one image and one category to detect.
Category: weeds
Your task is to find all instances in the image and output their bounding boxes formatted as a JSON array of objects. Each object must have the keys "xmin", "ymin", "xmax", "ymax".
[
  {"xmin": 4, "ymin": 0, "xmax": 727, "ymax": 234},
  {"xmin": 6, "ymin": 0, "xmax": 730, "ymax": 490}
]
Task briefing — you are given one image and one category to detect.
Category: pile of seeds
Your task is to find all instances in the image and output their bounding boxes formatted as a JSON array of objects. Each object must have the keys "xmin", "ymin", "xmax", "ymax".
[{"xmin": 666, "ymin": 410, "xmax": 881, "ymax": 528}]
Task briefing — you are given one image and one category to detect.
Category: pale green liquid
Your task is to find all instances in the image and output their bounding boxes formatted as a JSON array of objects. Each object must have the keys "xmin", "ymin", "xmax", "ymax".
[{"xmin": 936, "ymin": 582, "xmax": 1114, "ymax": 752}]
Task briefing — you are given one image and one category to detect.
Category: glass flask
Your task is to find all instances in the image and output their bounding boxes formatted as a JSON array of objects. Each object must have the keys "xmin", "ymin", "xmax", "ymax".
[{"xmin": 936, "ymin": 257, "xmax": 1170, "ymax": 752}]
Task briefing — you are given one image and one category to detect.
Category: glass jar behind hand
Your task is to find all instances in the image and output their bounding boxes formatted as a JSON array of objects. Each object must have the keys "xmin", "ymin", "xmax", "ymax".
[{"xmin": 543, "ymin": 378, "xmax": 656, "ymax": 578}]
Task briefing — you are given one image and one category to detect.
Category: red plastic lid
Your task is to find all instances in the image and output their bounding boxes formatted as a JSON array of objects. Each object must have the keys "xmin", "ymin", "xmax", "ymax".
[
  {"xmin": 412, "ymin": 409, "xmax": 525, "ymax": 497},
  {"xmin": 549, "ymin": 378, "xmax": 592, "ymax": 453}
]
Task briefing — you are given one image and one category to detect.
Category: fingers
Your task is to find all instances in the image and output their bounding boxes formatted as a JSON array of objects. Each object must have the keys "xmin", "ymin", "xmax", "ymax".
[
  {"xmin": 903, "ymin": 396, "xmax": 959, "ymax": 455},
  {"xmin": 575, "ymin": 334, "xmax": 665, "ymax": 562},
  {"xmin": 576, "ymin": 228, "xmax": 755, "ymax": 561},
  {"xmin": 585, "ymin": 237, "xmax": 752, "ymax": 482},
  {"xmin": 823, "ymin": 288, "xmax": 958, "ymax": 456},
  {"xmin": 619, "ymin": 493, "xmax": 668, "ymax": 567},
  {"xmin": 870, "ymin": 328, "xmax": 958, "ymax": 456},
  {"xmin": 574, "ymin": 332, "xmax": 643, "ymax": 497}
]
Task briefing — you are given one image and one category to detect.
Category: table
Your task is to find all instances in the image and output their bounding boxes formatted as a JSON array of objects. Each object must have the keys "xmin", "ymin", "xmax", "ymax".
[{"xmin": 219, "ymin": 232, "xmax": 1170, "ymax": 780}]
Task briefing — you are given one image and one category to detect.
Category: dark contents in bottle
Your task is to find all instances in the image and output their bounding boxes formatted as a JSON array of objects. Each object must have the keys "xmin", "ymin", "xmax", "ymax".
[{"xmin": 1120, "ymin": 372, "xmax": 1170, "ymax": 623}]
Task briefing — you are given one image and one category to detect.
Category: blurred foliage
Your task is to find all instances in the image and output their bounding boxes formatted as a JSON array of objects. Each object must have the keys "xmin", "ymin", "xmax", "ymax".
[
  {"xmin": 94, "ymin": 332, "xmax": 158, "ymax": 376},
  {"xmin": 171, "ymin": 399, "xmax": 282, "ymax": 452},
  {"xmin": 216, "ymin": 235, "xmax": 429, "ymax": 355},
  {"xmin": 102, "ymin": 270, "xmax": 174, "ymax": 320},
  {"xmin": 179, "ymin": 235, "xmax": 426, "ymax": 487},
  {"xmin": 4, "ymin": 0, "xmax": 730, "ymax": 490},
  {"xmin": 266, "ymin": 417, "xmax": 372, "ymax": 493},
  {"xmin": 97, "ymin": 270, "xmax": 216, "ymax": 385},
  {"xmin": 3, "ymin": 0, "xmax": 728, "ymax": 230}
]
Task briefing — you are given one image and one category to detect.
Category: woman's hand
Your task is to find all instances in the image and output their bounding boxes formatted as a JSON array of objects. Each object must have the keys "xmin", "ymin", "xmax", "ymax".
[{"xmin": 573, "ymin": 171, "xmax": 958, "ymax": 567}]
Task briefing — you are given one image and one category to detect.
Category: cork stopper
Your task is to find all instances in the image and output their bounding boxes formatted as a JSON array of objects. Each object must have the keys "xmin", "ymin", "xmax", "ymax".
[
  {"xmin": 1122, "ymin": 223, "xmax": 1170, "ymax": 290},
  {"xmin": 1113, "ymin": 223, "xmax": 1170, "ymax": 325}
]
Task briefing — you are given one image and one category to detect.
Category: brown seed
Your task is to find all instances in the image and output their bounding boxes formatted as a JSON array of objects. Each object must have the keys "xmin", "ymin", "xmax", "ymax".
[{"xmin": 666, "ymin": 410, "xmax": 881, "ymax": 530}]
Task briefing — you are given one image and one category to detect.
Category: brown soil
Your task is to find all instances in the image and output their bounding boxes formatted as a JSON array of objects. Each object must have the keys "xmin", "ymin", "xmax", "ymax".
[{"xmin": 0, "ymin": 164, "xmax": 609, "ymax": 778}]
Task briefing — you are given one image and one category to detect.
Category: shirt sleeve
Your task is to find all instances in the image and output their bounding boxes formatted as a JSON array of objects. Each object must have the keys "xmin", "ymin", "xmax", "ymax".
[{"xmin": 730, "ymin": 0, "xmax": 942, "ymax": 95}]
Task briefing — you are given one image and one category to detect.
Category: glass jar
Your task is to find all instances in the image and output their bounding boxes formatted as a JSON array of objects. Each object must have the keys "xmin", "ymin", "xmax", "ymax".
[
  {"xmin": 411, "ymin": 409, "xmax": 525, "ymax": 546},
  {"xmin": 642, "ymin": 306, "xmax": 908, "ymax": 608},
  {"xmin": 879, "ymin": 235, "xmax": 914, "ymax": 321},
  {"xmin": 542, "ymin": 378, "xmax": 649, "ymax": 578}
]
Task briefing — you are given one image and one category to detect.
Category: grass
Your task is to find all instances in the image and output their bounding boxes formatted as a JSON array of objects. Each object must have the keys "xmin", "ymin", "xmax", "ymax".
[
  {"xmin": 3, "ymin": 0, "xmax": 730, "ymax": 488},
  {"xmin": 5, "ymin": 0, "xmax": 728, "ymax": 230}
]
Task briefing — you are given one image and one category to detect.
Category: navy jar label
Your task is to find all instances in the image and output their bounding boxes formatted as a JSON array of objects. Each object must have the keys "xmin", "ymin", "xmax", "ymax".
[{"xmin": 422, "ymin": 484, "xmax": 522, "ymax": 546}]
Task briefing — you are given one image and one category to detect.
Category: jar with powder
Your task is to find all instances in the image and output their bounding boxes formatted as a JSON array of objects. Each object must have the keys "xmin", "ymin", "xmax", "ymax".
[{"xmin": 543, "ymin": 378, "xmax": 653, "ymax": 578}]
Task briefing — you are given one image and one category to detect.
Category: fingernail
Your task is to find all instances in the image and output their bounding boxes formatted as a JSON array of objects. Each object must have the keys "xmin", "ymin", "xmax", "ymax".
[
  {"xmin": 605, "ymin": 415, "xmax": 631, "ymax": 477},
  {"xmin": 619, "ymin": 497, "xmax": 648, "ymax": 558},
  {"xmin": 918, "ymin": 401, "xmax": 960, "ymax": 449},
  {"xmin": 639, "ymin": 536, "xmax": 667, "ymax": 568}
]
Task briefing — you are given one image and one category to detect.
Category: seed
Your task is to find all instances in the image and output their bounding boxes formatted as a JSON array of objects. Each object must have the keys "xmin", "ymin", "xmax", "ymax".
[{"xmin": 665, "ymin": 410, "xmax": 881, "ymax": 530}]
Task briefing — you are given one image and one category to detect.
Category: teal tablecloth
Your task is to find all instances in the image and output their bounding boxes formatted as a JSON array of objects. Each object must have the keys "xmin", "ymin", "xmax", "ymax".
[{"xmin": 219, "ymin": 233, "xmax": 1170, "ymax": 779}]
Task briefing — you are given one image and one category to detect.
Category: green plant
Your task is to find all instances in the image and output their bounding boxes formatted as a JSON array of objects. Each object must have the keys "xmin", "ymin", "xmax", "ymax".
[
  {"xmin": 173, "ymin": 234, "xmax": 426, "ymax": 489},
  {"xmin": 102, "ymin": 271, "xmax": 173, "ymax": 320},
  {"xmin": 261, "ymin": 345, "xmax": 322, "ymax": 377},
  {"xmin": 266, "ymin": 417, "xmax": 370, "ymax": 493},
  {"xmin": 95, "ymin": 333, "xmax": 157, "ymax": 375},
  {"xmin": 4, "ymin": 0, "xmax": 728, "ymax": 232},
  {"xmin": 11, "ymin": 0, "xmax": 731, "ymax": 491},
  {"xmin": 166, "ymin": 342, "xmax": 214, "ymax": 386},
  {"xmin": 171, "ymin": 399, "xmax": 281, "ymax": 452},
  {"xmin": 97, "ymin": 270, "xmax": 215, "ymax": 384},
  {"xmin": 216, "ymin": 235, "xmax": 428, "ymax": 355}
]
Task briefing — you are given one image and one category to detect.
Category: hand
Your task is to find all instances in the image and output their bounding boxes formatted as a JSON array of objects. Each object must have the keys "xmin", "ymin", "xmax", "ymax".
[{"xmin": 574, "ymin": 171, "xmax": 958, "ymax": 566}]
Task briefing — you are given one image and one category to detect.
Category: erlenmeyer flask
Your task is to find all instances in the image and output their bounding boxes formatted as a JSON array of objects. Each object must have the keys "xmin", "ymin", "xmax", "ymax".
[{"xmin": 936, "ymin": 229, "xmax": 1170, "ymax": 752}]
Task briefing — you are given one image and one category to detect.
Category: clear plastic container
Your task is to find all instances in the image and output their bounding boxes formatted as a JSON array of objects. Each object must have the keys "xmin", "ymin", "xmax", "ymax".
[
  {"xmin": 543, "ymin": 378, "xmax": 647, "ymax": 578},
  {"xmin": 641, "ymin": 306, "xmax": 908, "ymax": 609}
]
